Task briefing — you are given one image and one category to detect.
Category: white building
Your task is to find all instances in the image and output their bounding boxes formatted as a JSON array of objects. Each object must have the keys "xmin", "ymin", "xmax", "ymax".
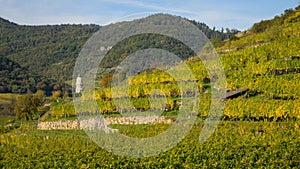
[{"xmin": 75, "ymin": 75, "xmax": 83, "ymax": 93}]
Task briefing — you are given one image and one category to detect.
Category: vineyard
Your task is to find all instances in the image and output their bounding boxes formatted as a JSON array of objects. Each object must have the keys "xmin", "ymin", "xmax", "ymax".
[
  {"xmin": 47, "ymin": 8, "xmax": 300, "ymax": 120},
  {"xmin": 1, "ymin": 5, "xmax": 300, "ymax": 169},
  {"xmin": 1, "ymin": 121, "xmax": 299, "ymax": 168}
]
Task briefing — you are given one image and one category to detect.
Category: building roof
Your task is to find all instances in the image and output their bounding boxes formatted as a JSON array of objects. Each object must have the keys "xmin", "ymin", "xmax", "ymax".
[{"xmin": 218, "ymin": 88, "xmax": 249, "ymax": 99}]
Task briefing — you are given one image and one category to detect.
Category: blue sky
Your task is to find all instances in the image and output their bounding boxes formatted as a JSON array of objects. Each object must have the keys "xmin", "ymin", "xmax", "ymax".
[{"xmin": 0, "ymin": 0, "xmax": 299, "ymax": 30}]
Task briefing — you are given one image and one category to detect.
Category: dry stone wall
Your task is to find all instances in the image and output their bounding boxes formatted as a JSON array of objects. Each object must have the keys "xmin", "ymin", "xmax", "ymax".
[
  {"xmin": 37, "ymin": 116, "xmax": 173, "ymax": 130},
  {"xmin": 37, "ymin": 120, "xmax": 79, "ymax": 130}
]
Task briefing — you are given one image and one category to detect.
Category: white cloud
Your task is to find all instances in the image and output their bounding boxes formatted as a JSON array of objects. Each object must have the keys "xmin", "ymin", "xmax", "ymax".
[{"xmin": 99, "ymin": 0, "xmax": 198, "ymax": 15}]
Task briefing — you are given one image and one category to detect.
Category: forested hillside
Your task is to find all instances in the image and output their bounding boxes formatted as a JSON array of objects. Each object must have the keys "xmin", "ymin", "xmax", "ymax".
[
  {"xmin": 0, "ymin": 16, "xmax": 236, "ymax": 94},
  {"xmin": 0, "ymin": 56, "xmax": 65, "ymax": 95},
  {"xmin": 0, "ymin": 18, "xmax": 100, "ymax": 82}
]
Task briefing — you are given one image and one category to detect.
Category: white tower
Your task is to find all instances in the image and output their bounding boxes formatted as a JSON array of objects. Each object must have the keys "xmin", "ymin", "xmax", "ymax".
[{"xmin": 75, "ymin": 75, "xmax": 83, "ymax": 93}]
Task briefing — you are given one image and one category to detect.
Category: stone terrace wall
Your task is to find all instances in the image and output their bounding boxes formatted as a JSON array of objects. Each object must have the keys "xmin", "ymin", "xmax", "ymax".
[
  {"xmin": 38, "ymin": 120, "xmax": 79, "ymax": 130},
  {"xmin": 105, "ymin": 115, "xmax": 173, "ymax": 125},
  {"xmin": 37, "ymin": 116, "xmax": 173, "ymax": 130}
]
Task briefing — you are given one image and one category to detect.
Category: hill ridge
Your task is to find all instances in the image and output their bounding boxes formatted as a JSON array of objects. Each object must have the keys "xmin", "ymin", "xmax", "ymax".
[{"xmin": 0, "ymin": 14, "xmax": 237, "ymax": 94}]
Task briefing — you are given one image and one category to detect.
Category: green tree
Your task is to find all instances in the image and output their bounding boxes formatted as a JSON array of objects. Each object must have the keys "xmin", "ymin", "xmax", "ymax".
[
  {"xmin": 36, "ymin": 90, "xmax": 46, "ymax": 102},
  {"xmin": 14, "ymin": 94, "xmax": 45, "ymax": 121}
]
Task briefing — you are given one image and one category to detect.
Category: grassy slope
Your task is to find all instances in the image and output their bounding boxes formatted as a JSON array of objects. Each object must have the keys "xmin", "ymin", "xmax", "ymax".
[{"xmin": 0, "ymin": 93, "xmax": 18, "ymax": 105}]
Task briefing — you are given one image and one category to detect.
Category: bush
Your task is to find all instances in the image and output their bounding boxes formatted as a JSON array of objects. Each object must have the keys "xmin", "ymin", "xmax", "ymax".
[{"xmin": 14, "ymin": 94, "xmax": 45, "ymax": 121}]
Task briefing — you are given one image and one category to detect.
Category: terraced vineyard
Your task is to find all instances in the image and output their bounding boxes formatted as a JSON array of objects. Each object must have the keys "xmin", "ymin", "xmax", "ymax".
[
  {"xmin": 1, "ymin": 121, "xmax": 299, "ymax": 168},
  {"xmin": 1, "ymin": 5, "xmax": 300, "ymax": 169}
]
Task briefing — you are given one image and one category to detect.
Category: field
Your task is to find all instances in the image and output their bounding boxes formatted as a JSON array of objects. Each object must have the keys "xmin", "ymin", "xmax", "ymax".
[
  {"xmin": 0, "ymin": 93, "xmax": 18, "ymax": 105},
  {"xmin": 0, "ymin": 94, "xmax": 18, "ymax": 122},
  {"xmin": 1, "ymin": 121, "xmax": 299, "ymax": 168}
]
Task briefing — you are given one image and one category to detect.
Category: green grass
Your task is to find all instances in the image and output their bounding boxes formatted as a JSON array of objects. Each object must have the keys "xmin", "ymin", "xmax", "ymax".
[
  {"xmin": 44, "ymin": 115, "xmax": 78, "ymax": 121},
  {"xmin": 0, "ymin": 116, "xmax": 14, "ymax": 126},
  {"xmin": 0, "ymin": 93, "xmax": 19, "ymax": 105},
  {"xmin": 50, "ymin": 97, "xmax": 72, "ymax": 107}
]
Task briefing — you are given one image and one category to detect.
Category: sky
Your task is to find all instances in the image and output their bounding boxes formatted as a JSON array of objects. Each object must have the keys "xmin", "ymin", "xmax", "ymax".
[{"xmin": 0, "ymin": 0, "xmax": 299, "ymax": 30}]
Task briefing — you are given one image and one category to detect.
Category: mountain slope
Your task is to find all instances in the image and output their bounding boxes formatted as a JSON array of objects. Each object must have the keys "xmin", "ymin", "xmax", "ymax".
[
  {"xmin": 0, "ymin": 56, "xmax": 66, "ymax": 95},
  {"xmin": 0, "ymin": 18, "xmax": 100, "ymax": 82},
  {"xmin": 0, "ymin": 15, "xmax": 237, "ymax": 94}
]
